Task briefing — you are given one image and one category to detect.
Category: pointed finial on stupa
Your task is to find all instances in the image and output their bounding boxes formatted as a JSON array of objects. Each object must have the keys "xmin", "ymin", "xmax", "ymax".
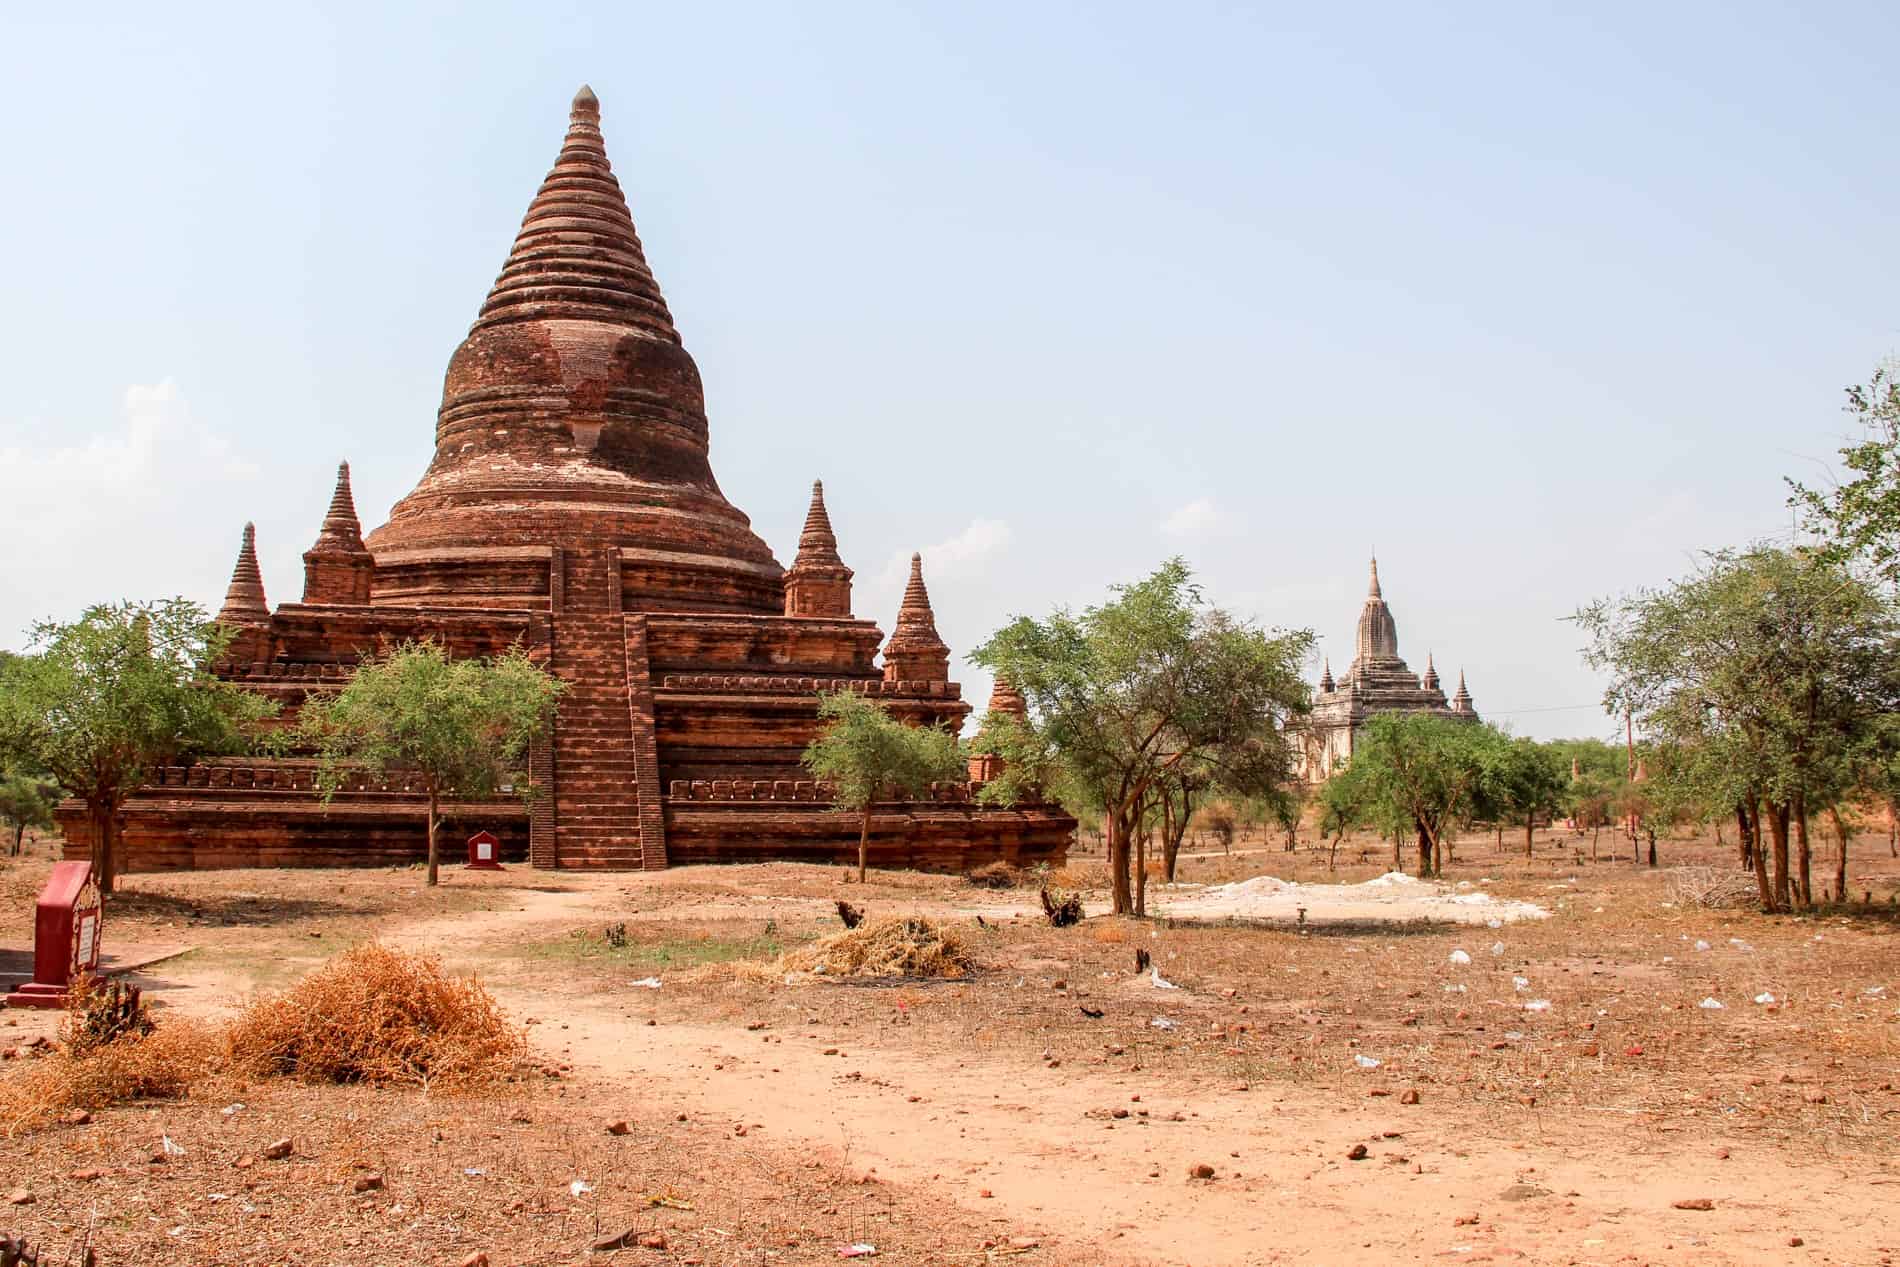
[
  {"xmin": 1319, "ymin": 657, "xmax": 1335, "ymax": 693},
  {"xmin": 1452, "ymin": 669, "xmax": 1474, "ymax": 714},
  {"xmin": 571, "ymin": 83, "xmax": 599, "ymax": 117},
  {"xmin": 1368, "ymin": 554, "xmax": 1382, "ymax": 598},
  {"xmin": 796, "ymin": 480, "xmax": 842, "ymax": 563},
  {"xmin": 1422, "ymin": 651, "xmax": 1439, "ymax": 691},
  {"xmin": 219, "ymin": 522, "xmax": 270, "ymax": 625},
  {"xmin": 883, "ymin": 553, "xmax": 951, "ymax": 683}
]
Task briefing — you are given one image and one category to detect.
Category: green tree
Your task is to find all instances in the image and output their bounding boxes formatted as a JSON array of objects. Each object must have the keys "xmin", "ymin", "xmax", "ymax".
[
  {"xmin": 298, "ymin": 641, "xmax": 564, "ymax": 886},
  {"xmin": 1790, "ymin": 361, "xmax": 1900, "ymax": 586},
  {"xmin": 0, "ymin": 600, "xmax": 273, "ymax": 892},
  {"xmin": 971, "ymin": 559, "xmax": 1313, "ymax": 915},
  {"xmin": 0, "ymin": 765, "xmax": 59, "ymax": 857},
  {"xmin": 801, "ymin": 690, "xmax": 965, "ymax": 883},
  {"xmin": 1576, "ymin": 547, "xmax": 1900, "ymax": 911},
  {"xmin": 1329, "ymin": 713, "xmax": 1503, "ymax": 878},
  {"xmin": 1485, "ymin": 738, "xmax": 1569, "ymax": 860}
]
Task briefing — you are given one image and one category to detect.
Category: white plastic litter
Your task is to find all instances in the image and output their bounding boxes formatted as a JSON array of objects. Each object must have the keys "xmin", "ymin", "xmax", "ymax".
[
  {"xmin": 1698, "ymin": 998, "xmax": 1724, "ymax": 1010},
  {"xmin": 1695, "ymin": 940, "xmax": 1712, "ymax": 951},
  {"xmin": 629, "ymin": 977, "xmax": 663, "ymax": 989},
  {"xmin": 1513, "ymin": 976, "xmax": 1530, "ymax": 992},
  {"xmin": 569, "ymin": 1179, "xmax": 594, "ymax": 1197},
  {"xmin": 1523, "ymin": 1000, "xmax": 1551, "ymax": 1012},
  {"xmin": 1449, "ymin": 950, "xmax": 1472, "ymax": 966},
  {"xmin": 1354, "ymin": 1054, "xmax": 1381, "ymax": 1069},
  {"xmin": 1150, "ymin": 964, "xmax": 1179, "ymax": 990},
  {"xmin": 1755, "ymin": 993, "xmax": 1776, "ymax": 1005},
  {"xmin": 161, "ymin": 1136, "xmax": 185, "ymax": 1156},
  {"xmin": 1486, "ymin": 918, "xmax": 1503, "ymax": 929},
  {"xmin": 1443, "ymin": 984, "xmax": 1467, "ymax": 993},
  {"xmin": 1729, "ymin": 938, "xmax": 1754, "ymax": 951},
  {"xmin": 1150, "ymin": 1017, "xmax": 1178, "ymax": 1031},
  {"xmin": 839, "ymin": 1246, "xmax": 880, "ymax": 1259},
  {"xmin": 1490, "ymin": 943, "xmax": 1505, "ymax": 956}
]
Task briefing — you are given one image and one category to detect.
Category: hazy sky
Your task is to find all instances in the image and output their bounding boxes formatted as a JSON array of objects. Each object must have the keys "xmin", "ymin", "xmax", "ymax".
[{"xmin": 3, "ymin": 3, "xmax": 1895, "ymax": 740}]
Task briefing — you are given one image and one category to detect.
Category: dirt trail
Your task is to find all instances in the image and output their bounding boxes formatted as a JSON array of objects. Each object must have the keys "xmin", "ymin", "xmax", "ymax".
[{"xmin": 363, "ymin": 886, "xmax": 1895, "ymax": 1267}]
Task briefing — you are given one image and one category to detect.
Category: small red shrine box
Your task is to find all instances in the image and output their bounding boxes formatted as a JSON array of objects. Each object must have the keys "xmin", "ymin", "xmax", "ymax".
[
  {"xmin": 5, "ymin": 860, "xmax": 103, "ymax": 1009},
  {"xmin": 465, "ymin": 830, "xmax": 504, "ymax": 871}
]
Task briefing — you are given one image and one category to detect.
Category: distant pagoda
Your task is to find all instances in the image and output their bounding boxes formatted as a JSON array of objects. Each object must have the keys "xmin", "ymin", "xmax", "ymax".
[{"xmin": 1299, "ymin": 557, "xmax": 1478, "ymax": 780}]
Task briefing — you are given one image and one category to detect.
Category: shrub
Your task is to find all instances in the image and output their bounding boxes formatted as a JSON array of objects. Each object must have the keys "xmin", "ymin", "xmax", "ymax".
[
  {"xmin": 966, "ymin": 860, "xmax": 1020, "ymax": 889},
  {"xmin": 224, "ymin": 943, "xmax": 524, "ymax": 1088},
  {"xmin": 781, "ymin": 916, "xmax": 975, "ymax": 979}
]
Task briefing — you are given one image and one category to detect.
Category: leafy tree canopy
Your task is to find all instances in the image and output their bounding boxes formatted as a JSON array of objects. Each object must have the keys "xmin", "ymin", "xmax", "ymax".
[
  {"xmin": 297, "ymin": 640, "xmax": 564, "ymax": 886},
  {"xmin": 0, "ymin": 599, "xmax": 274, "ymax": 891},
  {"xmin": 801, "ymin": 689, "xmax": 965, "ymax": 881}
]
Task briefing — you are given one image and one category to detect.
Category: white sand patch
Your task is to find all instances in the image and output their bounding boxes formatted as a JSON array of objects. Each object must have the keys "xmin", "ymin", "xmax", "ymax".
[{"xmin": 1156, "ymin": 871, "xmax": 1551, "ymax": 925}]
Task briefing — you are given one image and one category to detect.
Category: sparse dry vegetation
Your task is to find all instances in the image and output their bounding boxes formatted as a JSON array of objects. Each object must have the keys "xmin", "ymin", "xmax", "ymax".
[
  {"xmin": 779, "ymin": 914, "xmax": 976, "ymax": 979},
  {"xmin": 223, "ymin": 942, "xmax": 524, "ymax": 1087}
]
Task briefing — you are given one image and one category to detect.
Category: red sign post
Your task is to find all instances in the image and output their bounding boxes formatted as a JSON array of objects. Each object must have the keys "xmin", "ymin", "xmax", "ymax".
[
  {"xmin": 465, "ymin": 829, "xmax": 503, "ymax": 871},
  {"xmin": 6, "ymin": 860, "xmax": 104, "ymax": 1009}
]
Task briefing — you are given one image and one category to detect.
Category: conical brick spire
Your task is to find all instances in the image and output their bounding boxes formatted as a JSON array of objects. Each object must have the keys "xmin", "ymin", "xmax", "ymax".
[
  {"xmin": 1422, "ymin": 652, "xmax": 1439, "ymax": 692},
  {"xmin": 985, "ymin": 675, "xmax": 1027, "ymax": 721},
  {"xmin": 1452, "ymin": 669, "xmax": 1475, "ymax": 714},
  {"xmin": 370, "ymin": 85, "xmax": 784, "ymax": 614},
  {"xmin": 883, "ymin": 553, "xmax": 951, "ymax": 683},
  {"xmin": 1319, "ymin": 657, "xmax": 1335, "ymax": 693},
  {"xmin": 303, "ymin": 462, "xmax": 377, "ymax": 605},
  {"xmin": 218, "ymin": 523, "xmax": 270, "ymax": 625},
  {"xmin": 474, "ymin": 84, "xmax": 679, "ymax": 340},
  {"xmin": 784, "ymin": 480, "xmax": 853, "ymax": 617},
  {"xmin": 310, "ymin": 462, "xmax": 366, "ymax": 551}
]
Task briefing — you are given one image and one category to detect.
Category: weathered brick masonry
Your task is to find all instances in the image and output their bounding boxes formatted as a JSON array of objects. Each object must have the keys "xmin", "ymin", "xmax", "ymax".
[{"xmin": 62, "ymin": 86, "xmax": 1073, "ymax": 873}]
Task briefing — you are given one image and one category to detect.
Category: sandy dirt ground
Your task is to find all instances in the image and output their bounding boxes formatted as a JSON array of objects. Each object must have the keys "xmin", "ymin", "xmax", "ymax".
[{"xmin": 2, "ymin": 829, "xmax": 1898, "ymax": 1265}]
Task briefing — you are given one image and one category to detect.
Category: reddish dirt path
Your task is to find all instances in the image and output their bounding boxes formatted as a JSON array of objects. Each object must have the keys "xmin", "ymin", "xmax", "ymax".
[{"xmin": 347, "ymin": 880, "xmax": 1895, "ymax": 1267}]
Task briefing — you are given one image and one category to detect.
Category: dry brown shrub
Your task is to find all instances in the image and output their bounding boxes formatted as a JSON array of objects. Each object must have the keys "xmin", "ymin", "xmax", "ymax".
[
  {"xmin": 224, "ymin": 943, "xmax": 524, "ymax": 1088},
  {"xmin": 1665, "ymin": 865, "xmax": 1758, "ymax": 909},
  {"xmin": 0, "ymin": 1019, "xmax": 219, "ymax": 1137},
  {"xmin": 965, "ymin": 860, "xmax": 1020, "ymax": 890},
  {"xmin": 1091, "ymin": 921, "xmax": 1128, "ymax": 944},
  {"xmin": 1048, "ymin": 862, "xmax": 1109, "ymax": 890},
  {"xmin": 779, "ymin": 916, "xmax": 976, "ymax": 979}
]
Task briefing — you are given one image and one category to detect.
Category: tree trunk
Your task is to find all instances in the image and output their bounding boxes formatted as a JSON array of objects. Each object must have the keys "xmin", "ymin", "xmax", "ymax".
[
  {"xmin": 1135, "ymin": 829, "xmax": 1149, "ymax": 918},
  {"xmin": 1765, "ymin": 800, "xmax": 1792, "ymax": 911},
  {"xmin": 1792, "ymin": 792, "xmax": 1812, "ymax": 909},
  {"xmin": 1495, "ymin": 824, "xmax": 1503, "ymax": 851},
  {"xmin": 426, "ymin": 788, "xmax": 440, "ymax": 887},
  {"xmin": 1591, "ymin": 824, "xmax": 1599, "ymax": 862},
  {"xmin": 1746, "ymin": 797, "xmax": 1774, "ymax": 912},
  {"xmin": 1645, "ymin": 827, "xmax": 1657, "ymax": 867},
  {"xmin": 1106, "ymin": 803, "xmax": 1133, "ymax": 916},
  {"xmin": 1524, "ymin": 815, "xmax": 1535, "ymax": 859},
  {"xmin": 88, "ymin": 798, "xmax": 119, "ymax": 895},
  {"xmin": 1415, "ymin": 819, "xmax": 1434, "ymax": 880},
  {"xmin": 856, "ymin": 804, "xmax": 872, "ymax": 883},
  {"xmin": 1328, "ymin": 831, "xmax": 1341, "ymax": 871},
  {"xmin": 1827, "ymin": 805, "xmax": 1849, "ymax": 904},
  {"xmin": 1735, "ymin": 802, "xmax": 1753, "ymax": 870},
  {"xmin": 11, "ymin": 823, "xmax": 23, "ymax": 857}
]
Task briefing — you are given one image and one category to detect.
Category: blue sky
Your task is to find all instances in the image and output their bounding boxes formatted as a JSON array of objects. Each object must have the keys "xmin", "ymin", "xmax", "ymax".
[{"xmin": 3, "ymin": 2, "xmax": 1895, "ymax": 739}]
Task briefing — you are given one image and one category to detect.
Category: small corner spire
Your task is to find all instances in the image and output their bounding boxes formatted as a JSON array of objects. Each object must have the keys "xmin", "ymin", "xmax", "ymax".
[{"xmin": 219, "ymin": 521, "xmax": 270, "ymax": 625}]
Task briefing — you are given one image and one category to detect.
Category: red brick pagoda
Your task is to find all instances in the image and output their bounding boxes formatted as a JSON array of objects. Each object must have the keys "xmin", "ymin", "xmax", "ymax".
[{"xmin": 62, "ymin": 86, "xmax": 1071, "ymax": 874}]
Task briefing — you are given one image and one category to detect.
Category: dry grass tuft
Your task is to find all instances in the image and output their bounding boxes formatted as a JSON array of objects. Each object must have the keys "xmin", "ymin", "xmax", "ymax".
[
  {"xmin": 224, "ymin": 943, "xmax": 525, "ymax": 1088},
  {"xmin": 779, "ymin": 915, "xmax": 976, "ymax": 979},
  {"xmin": 0, "ymin": 1019, "xmax": 219, "ymax": 1137}
]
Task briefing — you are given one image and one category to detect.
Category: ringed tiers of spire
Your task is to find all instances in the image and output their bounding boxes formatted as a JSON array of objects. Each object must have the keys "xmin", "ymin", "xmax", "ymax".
[
  {"xmin": 883, "ymin": 553, "xmax": 951, "ymax": 683},
  {"xmin": 783, "ymin": 480, "xmax": 854, "ymax": 618},
  {"xmin": 366, "ymin": 85, "xmax": 781, "ymax": 614},
  {"xmin": 218, "ymin": 523, "xmax": 269, "ymax": 625}
]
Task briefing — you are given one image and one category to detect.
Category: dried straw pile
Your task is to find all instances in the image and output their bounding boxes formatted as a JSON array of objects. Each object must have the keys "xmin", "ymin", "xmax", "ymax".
[
  {"xmin": 1665, "ymin": 865, "xmax": 1759, "ymax": 909},
  {"xmin": 780, "ymin": 915, "xmax": 976, "ymax": 980},
  {"xmin": 224, "ymin": 943, "xmax": 525, "ymax": 1088}
]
